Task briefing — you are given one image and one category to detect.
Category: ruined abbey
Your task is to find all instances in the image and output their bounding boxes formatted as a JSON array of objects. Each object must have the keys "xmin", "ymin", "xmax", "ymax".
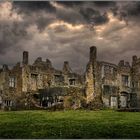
[{"xmin": 0, "ymin": 46, "xmax": 140, "ymax": 110}]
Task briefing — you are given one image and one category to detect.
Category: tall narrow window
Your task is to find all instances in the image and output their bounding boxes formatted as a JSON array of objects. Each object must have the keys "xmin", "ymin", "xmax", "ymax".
[
  {"xmin": 9, "ymin": 77, "xmax": 16, "ymax": 88},
  {"xmin": 31, "ymin": 74, "xmax": 38, "ymax": 90},
  {"xmin": 122, "ymin": 75, "xmax": 129, "ymax": 86}
]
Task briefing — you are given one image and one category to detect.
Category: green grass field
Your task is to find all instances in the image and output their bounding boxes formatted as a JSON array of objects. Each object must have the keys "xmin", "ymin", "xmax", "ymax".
[{"xmin": 0, "ymin": 110, "xmax": 140, "ymax": 138}]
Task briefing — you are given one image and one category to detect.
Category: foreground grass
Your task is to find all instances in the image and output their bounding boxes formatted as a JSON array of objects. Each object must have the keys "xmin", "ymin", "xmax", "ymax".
[{"xmin": 0, "ymin": 110, "xmax": 140, "ymax": 138}]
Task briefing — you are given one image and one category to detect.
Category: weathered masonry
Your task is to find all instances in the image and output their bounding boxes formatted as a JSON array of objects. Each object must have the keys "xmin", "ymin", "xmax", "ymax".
[
  {"xmin": 0, "ymin": 46, "xmax": 140, "ymax": 109},
  {"xmin": 0, "ymin": 51, "xmax": 84, "ymax": 109},
  {"xmin": 85, "ymin": 46, "xmax": 139, "ymax": 109}
]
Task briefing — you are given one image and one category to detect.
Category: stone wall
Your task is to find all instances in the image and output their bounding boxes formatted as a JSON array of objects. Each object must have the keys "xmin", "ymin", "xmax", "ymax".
[
  {"xmin": 131, "ymin": 56, "xmax": 140, "ymax": 107},
  {"xmin": 85, "ymin": 46, "xmax": 138, "ymax": 109},
  {"xmin": 85, "ymin": 46, "xmax": 102, "ymax": 104},
  {"xmin": 1, "ymin": 46, "xmax": 140, "ymax": 109}
]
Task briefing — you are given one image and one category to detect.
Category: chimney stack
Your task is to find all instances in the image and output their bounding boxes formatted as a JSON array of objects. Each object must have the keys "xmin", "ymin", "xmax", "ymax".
[
  {"xmin": 46, "ymin": 59, "xmax": 52, "ymax": 69},
  {"xmin": 2, "ymin": 64, "xmax": 8, "ymax": 71},
  {"xmin": 90, "ymin": 46, "xmax": 97, "ymax": 62},
  {"xmin": 22, "ymin": 51, "xmax": 29, "ymax": 65},
  {"xmin": 63, "ymin": 61, "xmax": 72, "ymax": 73},
  {"xmin": 132, "ymin": 55, "xmax": 137, "ymax": 65}
]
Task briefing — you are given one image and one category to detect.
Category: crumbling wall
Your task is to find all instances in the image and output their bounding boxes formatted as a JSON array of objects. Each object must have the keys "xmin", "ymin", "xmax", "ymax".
[
  {"xmin": 22, "ymin": 65, "xmax": 30, "ymax": 92},
  {"xmin": 98, "ymin": 62, "xmax": 118, "ymax": 107},
  {"xmin": 5, "ymin": 45, "xmax": 140, "ymax": 110},
  {"xmin": 0, "ymin": 63, "xmax": 23, "ymax": 109},
  {"xmin": 0, "ymin": 65, "xmax": 10, "ymax": 101},
  {"xmin": 85, "ymin": 46, "xmax": 102, "ymax": 105},
  {"xmin": 117, "ymin": 60, "xmax": 131, "ymax": 92},
  {"xmin": 85, "ymin": 61, "xmax": 94, "ymax": 103},
  {"xmin": 131, "ymin": 56, "xmax": 140, "ymax": 107}
]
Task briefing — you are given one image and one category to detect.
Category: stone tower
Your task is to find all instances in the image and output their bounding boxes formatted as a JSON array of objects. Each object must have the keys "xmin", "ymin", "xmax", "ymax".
[
  {"xmin": 85, "ymin": 46, "xmax": 97, "ymax": 103},
  {"xmin": 22, "ymin": 51, "xmax": 29, "ymax": 65}
]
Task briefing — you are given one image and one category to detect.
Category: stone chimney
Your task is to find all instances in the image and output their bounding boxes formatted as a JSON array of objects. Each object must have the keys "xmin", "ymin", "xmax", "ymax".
[
  {"xmin": 89, "ymin": 46, "xmax": 97, "ymax": 81},
  {"xmin": 132, "ymin": 55, "xmax": 137, "ymax": 65},
  {"xmin": 46, "ymin": 59, "xmax": 52, "ymax": 69},
  {"xmin": 2, "ymin": 64, "xmax": 8, "ymax": 71},
  {"xmin": 90, "ymin": 46, "xmax": 97, "ymax": 63},
  {"xmin": 22, "ymin": 51, "xmax": 29, "ymax": 65},
  {"xmin": 63, "ymin": 61, "xmax": 72, "ymax": 73}
]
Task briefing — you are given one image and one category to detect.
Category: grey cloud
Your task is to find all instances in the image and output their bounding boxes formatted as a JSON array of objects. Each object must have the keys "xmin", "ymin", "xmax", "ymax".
[
  {"xmin": 35, "ymin": 15, "xmax": 56, "ymax": 32},
  {"xmin": 0, "ymin": 1, "xmax": 140, "ymax": 73},
  {"xmin": 55, "ymin": 2, "xmax": 110, "ymax": 26},
  {"xmin": 56, "ymin": 1, "xmax": 115, "ymax": 26},
  {"xmin": 93, "ymin": 1, "xmax": 116, "ymax": 7},
  {"xmin": 57, "ymin": 1, "xmax": 116, "ymax": 8},
  {"xmin": 123, "ymin": 2, "xmax": 140, "ymax": 16},
  {"xmin": 56, "ymin": 8, "xmax": 85, "ymax": 25},
  {"xmin": 80, "ymin": 8, "xmax": 109, "ymax": 25},
  {"xmin": 13, "ymin": 1, "xmax": 56, "ymax": 13},
  {"xmin": 0, "ymin": 20, "xmax": 28, "ymax": 55},
  {"xmin": 13, "ymin": 1, "xmax": 57, "ymax": 31},
  {"xmin": 111, "ymin": 2, "xmax": 140, "ymax": 22},
  {"xmin": 56, "ymin": 1, "xmax": 84, "ymax": 7},
  {"xmin": 96, "ymin": 24, "xmax": 140, "ymax": 66},
  {"xmin": 13, "ymin": 1, "xmax": 111, "ymax": 28}
]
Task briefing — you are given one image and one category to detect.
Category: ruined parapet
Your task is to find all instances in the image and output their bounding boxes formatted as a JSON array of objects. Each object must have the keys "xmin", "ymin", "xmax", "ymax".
[
  {"xmin": 63, "ymin": 61, "xmax": 72, "ymax": 74},
  {"xmin": 118, "ymin": 60, "xmax": 124, "ymax": 67},
  {"xmin": 118, "ymin": 60, "xmax": 131, "ymax": 68},
  {"xmin": 118, "ymin": 60, "xmax": 131, "ymax": 73},
  {"xmin": 22, "ymin": 51, "xmax": 29, "ymax": 65},
  {"xmin": 125, "ymin": 62, "xmax": 130, "ymax": 67},
  {"xmin": 33, "ymin": 57, "xmax": 53, "ymax": 71},
  {"xmin": 34, "ymin": 57, "xmax": 42, "ymax": 63}
]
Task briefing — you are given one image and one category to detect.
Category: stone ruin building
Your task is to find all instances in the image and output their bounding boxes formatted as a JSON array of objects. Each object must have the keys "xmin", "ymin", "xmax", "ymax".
[
  {"xmin": 0, "ymin": 46, "xmax": 140, "ymax": 110},
  {"xmin": 0, "ymin": 51, "xmax": 84, "ymax": 109},
  {"xmin": 86, "ymin": 46, "xmax": 139, "ymax": 109}
]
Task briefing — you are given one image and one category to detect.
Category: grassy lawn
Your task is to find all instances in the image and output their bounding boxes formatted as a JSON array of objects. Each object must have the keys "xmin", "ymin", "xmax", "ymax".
[{"xmin": 0, "ymin": 110, "xmax": 140, "ymax": 138}]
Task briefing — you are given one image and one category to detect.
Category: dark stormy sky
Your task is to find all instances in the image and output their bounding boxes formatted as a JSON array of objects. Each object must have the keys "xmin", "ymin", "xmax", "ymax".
[{"xmin": 0, "ymin": 1, "xmax": 140, "ymax": 73}]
